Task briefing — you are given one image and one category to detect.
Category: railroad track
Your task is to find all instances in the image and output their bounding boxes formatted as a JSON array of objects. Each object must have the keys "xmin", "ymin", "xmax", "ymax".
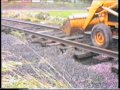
[{"xmin": 2, "ymin": 18, "xmax": 118, "ymax": 59}]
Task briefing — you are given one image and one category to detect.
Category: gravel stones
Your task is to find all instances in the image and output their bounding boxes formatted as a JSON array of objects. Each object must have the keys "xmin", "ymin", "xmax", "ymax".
[{"xmin": 2, "ymin": 32, "xmax": 118, "ymax": 89}]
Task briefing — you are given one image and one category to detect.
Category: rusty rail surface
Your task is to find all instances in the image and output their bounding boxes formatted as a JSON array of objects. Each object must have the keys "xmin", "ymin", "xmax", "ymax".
[{"xmin": 2, "ymin": 18, "xmax": 60, "ymax": 30}]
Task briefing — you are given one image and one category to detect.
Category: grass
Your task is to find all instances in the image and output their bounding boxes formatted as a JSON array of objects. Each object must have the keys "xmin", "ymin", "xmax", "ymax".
[
  {"xmin": 3, "ymin": 73, "xmax": 47, "ymax": 88},
  {"xmin": 2, "ymin": 10, "xmax": 87, "ymax": 18},
  {"xmin": 2, "ymin": 61, "xmax": 23, "ymax": 72},
  {"xmin": 2, "ymin": 48, "xmax": 73, "ymax": 88},
  {"xmin": 2, "ymin": 10, "xmax": 87, "ymax": 26},
  {"xmin": 49, "ymin": 10, "xmax": 87, "ymax": 18},
  {"xmin": 2, "ymin": 59, "xmax": 73, "ymax": 88},
  {"xmin": 10, "ymin": 31, "xmax": 26, "ymax": 41}
]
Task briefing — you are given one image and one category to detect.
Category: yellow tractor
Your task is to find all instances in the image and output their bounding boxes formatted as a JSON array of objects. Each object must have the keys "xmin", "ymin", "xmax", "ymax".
[{"xmin": 61, "ymin": 0, "xmax": 118, "ymax": 48}]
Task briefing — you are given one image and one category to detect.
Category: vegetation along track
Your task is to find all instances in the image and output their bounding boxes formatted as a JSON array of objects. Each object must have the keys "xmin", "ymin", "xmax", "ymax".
[{"xmin": 2, "ymin": 18, "xmax": 118, "ymax": 59}]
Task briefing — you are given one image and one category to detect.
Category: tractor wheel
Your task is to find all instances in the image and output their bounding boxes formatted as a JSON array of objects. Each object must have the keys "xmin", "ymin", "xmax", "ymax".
[{"xmin": 91, "ymin": 23, "xmax": 112, "ymax": 48}]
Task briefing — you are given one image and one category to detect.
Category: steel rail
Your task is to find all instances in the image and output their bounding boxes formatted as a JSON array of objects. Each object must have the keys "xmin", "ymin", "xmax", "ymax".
[
  {"xmin": 2, "ymin": 24, "xmax": 118, "ymax": 58},
  {"xmin": 2, "ymin": 18, "xmax": 118, "ymax": 39},
  {"xmin": 2, "ymin": 18, "xmax": 60, "ymax": 30}
]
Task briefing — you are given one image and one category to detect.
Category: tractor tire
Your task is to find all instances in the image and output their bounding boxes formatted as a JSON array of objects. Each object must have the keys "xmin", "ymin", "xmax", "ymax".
[{"xmin": 91, "ymin": 23, "xmax": 112, "ymax": 48}]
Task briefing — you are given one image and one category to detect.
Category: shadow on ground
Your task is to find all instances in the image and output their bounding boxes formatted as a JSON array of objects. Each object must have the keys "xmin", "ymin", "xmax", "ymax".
[{"xmin": 74, "ymin": 56, "xmax": 113, "ymax": 66}]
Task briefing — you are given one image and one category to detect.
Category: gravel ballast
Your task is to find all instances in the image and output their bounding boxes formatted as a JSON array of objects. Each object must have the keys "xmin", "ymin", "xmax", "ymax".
[{"xmin": 1, "ymin": 32, "xmax": 118, "ymax": 89}]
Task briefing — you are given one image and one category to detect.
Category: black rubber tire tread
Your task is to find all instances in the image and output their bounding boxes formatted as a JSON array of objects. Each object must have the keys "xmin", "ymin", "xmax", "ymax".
[{"xmin": 91, "ymin": 23, "xmax": 112, "ymax": 48}]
